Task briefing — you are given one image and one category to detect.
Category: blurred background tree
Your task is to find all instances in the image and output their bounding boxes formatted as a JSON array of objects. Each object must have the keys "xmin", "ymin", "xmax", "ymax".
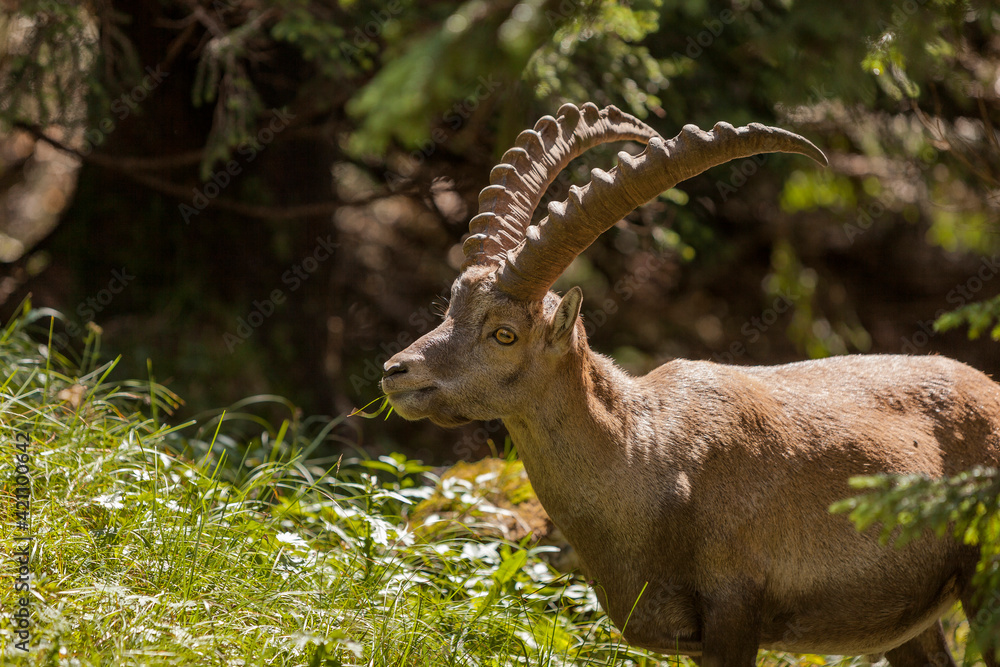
[{"xmin": 0, "ymin": 0, "xmax": 997, "ymax": 461}]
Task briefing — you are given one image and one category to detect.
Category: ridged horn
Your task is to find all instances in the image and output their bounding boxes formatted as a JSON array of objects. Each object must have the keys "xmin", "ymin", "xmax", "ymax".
[
  {"xmin": 461, "ymin": 102, "xmax": 660, "ymax": 269},
  {"xmin": 495, "ymin": 121, "xmax": 828, "ymax": 301}
]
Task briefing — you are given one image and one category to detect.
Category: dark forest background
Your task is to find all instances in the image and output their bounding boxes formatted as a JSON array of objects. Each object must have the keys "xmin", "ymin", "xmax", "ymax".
[{"xmin": 1, "ymin": 0, "xmax": 998, "ymax": 463}]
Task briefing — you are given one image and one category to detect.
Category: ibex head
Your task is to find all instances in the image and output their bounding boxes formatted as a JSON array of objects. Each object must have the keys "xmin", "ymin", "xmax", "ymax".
[{"xmin": 382, "ymin": 103, "xmax": 827, "ymax": 427}]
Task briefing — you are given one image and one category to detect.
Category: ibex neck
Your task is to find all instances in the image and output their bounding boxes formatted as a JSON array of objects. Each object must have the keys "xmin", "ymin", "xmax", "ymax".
[{"xmin": 503, "ymin": 348, "xmax": 639, "ymax": 535}]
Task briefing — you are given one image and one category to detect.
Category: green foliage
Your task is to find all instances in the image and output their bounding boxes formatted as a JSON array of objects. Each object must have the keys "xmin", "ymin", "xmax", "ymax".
[
  {"xmin": 764, "ymin": 241, "xmax": 871, "ymax": 358},
  {"xmin": 935, "ymin": 294, "xmax": 1000, "ymax": 341},
  {"xmin": 927, "ymin": 208, "xmax": 995, "ymax": 256},
  {"xmin": 270, "ymin": 1, "xmax": 354, "ymax": 76},
  {"xmin": 269, "ymin": 0, "xmax": 673, "ymax": 156},
  {"xmin": 526, "ymin": 0, "xmax": 667, "ymax": 118},
  {"xmin": 344, "ymin": 0, "xmax": 556, "ymax": 155},
  {"xmin": 832, "ymin": 468, "xmax": 1000, "ymax": 661},
  {"xmin": 861, "ymin": 0, "xmax": 981, "ymax": 104},
  {"xmin": 192, "ymin": 39, "xmax": 265, "ymax": 178},
  {"xmin": 780, "ymin": 170, "xmax": 857, "ymax": 214}
]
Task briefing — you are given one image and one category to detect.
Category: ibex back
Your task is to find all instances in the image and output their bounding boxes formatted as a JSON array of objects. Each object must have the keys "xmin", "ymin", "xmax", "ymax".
[{"xmin": 380, "ymin": 103, "xmax": 1000, "ymax": 667}]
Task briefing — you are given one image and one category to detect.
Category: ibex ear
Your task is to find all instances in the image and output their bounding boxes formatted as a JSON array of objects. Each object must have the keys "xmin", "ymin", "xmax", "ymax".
[{"xmin": 548, "ymin": 286, "xmax": 583, "ymax": 351}]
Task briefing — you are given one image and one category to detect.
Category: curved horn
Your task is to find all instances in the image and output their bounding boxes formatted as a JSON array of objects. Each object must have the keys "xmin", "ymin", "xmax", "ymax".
[
  {"xmin": 496, "ymin": 121, "xmax": 828, "ymax": 301},
  {"xmin": 462, "ymin": 102, "xmax": 660, "ymax": 269}
]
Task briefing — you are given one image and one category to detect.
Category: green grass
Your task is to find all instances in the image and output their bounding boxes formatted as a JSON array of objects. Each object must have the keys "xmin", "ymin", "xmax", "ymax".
[
  {"xmin": 0, "ymin": 306, "xmax": 971, "ymax": 665},
  {"xmin": 0, "ymin": 307, "xmax": 662, "ymax": 666}
]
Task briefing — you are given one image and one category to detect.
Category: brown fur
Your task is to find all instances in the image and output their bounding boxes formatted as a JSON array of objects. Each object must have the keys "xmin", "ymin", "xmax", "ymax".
[{"xmin": 382, "ymin": 267, "xmax": 1000, "ymax": 667}]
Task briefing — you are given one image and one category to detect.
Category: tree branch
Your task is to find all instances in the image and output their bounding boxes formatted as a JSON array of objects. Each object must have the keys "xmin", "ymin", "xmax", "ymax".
[{"xmin": 14, "ymin": 123, "xmax": 366, "ymax": 221}]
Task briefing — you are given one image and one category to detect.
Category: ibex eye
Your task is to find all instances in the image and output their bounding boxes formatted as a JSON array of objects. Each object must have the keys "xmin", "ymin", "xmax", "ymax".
[{"xmin": 493, "ymin": 328, "xmax": 517, "ymax": 345}]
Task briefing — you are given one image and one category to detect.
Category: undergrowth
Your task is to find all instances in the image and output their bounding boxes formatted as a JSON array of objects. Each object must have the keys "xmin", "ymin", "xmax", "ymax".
[
  {"xmin": 0, "ymin": 305, "xmax": 662, "ymax": 665},
  {"xmin": 0, "ymin": 304, "xmax": 966, "ymax": 666}
]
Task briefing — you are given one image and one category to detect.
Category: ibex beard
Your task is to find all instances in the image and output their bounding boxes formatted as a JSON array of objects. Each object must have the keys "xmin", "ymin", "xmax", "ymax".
[{"xmin": 381, "ymin": 103, "xmax": 1000, "ymax": 667}]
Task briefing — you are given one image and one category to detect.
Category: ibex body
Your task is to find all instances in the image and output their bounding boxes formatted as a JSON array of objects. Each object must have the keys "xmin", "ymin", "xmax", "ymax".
[{"xmin": 381, "ymin": 103, "xmax": 1000, "ymax": 667}]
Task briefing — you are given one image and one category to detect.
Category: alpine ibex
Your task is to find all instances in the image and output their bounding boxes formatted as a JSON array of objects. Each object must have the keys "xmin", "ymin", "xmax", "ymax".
[{"xmin": 381, "ymin": 103, "xmax": 1000, "ymax": 667}]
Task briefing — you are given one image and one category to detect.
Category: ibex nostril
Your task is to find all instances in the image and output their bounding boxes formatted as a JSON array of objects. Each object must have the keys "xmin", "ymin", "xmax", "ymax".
[{"xmin": 383, "ymin": 359, "xmax": 407, "ymax": 378}]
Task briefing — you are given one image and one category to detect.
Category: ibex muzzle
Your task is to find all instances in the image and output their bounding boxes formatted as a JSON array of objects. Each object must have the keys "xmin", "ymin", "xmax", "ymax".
[{"xmin": 382, "ymin": 103, "xmax": 1000, "ymax": 667}]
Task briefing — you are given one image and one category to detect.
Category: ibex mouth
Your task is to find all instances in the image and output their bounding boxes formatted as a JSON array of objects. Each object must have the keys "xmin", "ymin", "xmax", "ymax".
[
  {"xmin": 382, "ymin": 384, "xmax": 441, "ymax": 422},
  {"xmin": 383, "ymin": 384, "xmax": 436, "ymax": 398}
]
